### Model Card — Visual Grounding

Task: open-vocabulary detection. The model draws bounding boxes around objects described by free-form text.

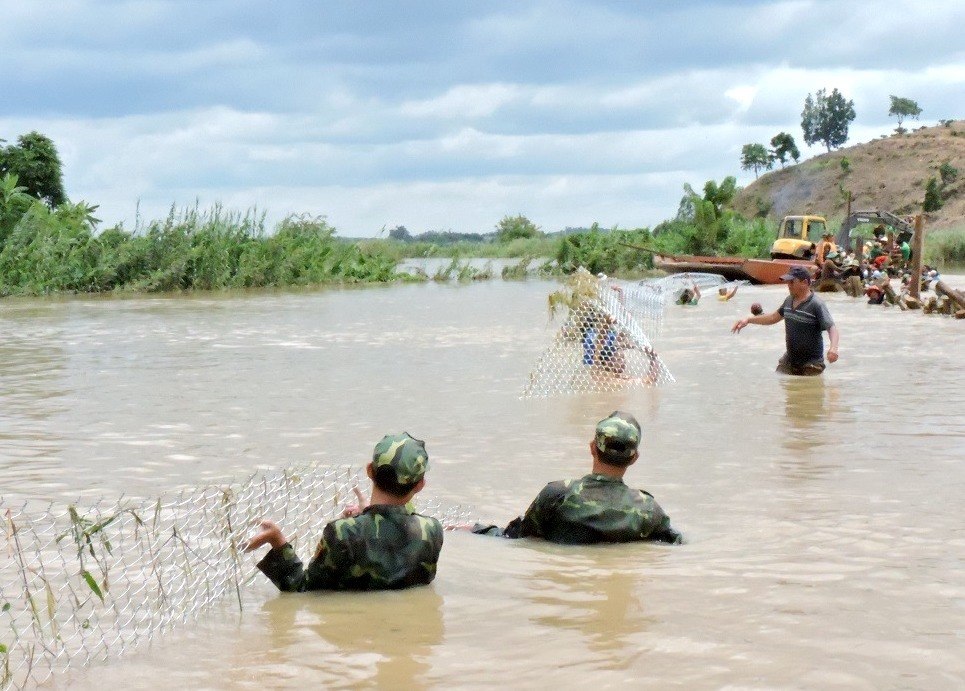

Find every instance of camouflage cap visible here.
[372,432,429,485]
[594,411,641,461]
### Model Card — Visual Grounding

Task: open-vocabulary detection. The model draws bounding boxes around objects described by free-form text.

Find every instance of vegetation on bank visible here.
[0,193,398,296]
[2,122,964,298]
[923,225,965,266]
[3,176,961,298]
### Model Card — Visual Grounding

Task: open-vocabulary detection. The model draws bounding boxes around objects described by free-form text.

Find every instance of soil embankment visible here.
[733,121,965,229]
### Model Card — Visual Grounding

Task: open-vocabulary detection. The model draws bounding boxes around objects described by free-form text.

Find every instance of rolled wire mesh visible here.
[639,273,743,303]
[0,465,471,689]
[622,274,746,339]
[523,279,674,398]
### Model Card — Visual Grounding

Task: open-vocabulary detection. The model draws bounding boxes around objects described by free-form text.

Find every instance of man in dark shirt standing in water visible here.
[731,265,840,375]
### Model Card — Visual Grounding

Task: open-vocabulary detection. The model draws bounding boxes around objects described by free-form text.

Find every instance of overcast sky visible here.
[2,1,962,236]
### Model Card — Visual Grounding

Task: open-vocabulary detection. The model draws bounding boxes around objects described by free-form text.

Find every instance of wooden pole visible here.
[936,280,965,311]
[909,214,925,300]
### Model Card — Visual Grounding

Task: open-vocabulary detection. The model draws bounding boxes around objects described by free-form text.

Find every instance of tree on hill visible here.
[888,95,922,134]
[740,143,771,179]
[769,132,800,168]
[0,131,67,206]
[801,88,856,152]
[495,214,542,242]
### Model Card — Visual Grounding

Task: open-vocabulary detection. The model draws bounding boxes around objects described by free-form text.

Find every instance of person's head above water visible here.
[370,432,429,497]
[780,266,812,297]
[780,266,812,283]
[592,411,641,468]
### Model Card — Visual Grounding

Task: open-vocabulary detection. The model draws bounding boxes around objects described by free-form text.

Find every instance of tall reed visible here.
[0,202,399,296]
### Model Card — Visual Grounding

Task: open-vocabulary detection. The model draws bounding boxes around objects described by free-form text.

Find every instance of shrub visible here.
[923,178,943,212]
[939,161,958,185]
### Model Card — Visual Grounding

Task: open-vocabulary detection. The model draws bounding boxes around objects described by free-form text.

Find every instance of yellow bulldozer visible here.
[769,215,830,260]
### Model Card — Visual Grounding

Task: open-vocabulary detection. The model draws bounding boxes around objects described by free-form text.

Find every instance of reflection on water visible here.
[527,548,656,658]
[778,376,845,479]
[3,277,965,688]
[259,589,444,688]
[0,319,68,486]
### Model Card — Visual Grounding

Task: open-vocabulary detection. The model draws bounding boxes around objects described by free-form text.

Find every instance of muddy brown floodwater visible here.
[1,276,963,689]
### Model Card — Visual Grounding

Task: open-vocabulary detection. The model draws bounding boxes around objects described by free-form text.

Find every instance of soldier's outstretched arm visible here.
[250,523,340,592]
[245,520,286,551]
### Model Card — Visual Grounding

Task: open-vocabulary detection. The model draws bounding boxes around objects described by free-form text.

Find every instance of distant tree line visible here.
[388,226,491,244]
[387,214,545,244]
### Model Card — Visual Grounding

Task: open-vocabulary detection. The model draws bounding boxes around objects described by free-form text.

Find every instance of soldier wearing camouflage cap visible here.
[472,411,681,544]
[247,432,443,591]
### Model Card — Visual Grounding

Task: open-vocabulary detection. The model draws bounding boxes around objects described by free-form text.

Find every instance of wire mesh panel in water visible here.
[639,273,745,305]
[523,279,674,398]
[0,465,471,689]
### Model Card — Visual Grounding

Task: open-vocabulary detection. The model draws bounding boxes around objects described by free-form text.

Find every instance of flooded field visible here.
[1,276,963,688]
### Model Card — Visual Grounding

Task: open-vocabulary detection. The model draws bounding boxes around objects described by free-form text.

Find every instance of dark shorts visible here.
[776,353,826,376]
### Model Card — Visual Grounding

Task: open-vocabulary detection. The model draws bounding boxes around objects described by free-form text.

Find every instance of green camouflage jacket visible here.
[257,505,443,591]
[474,473,681,545]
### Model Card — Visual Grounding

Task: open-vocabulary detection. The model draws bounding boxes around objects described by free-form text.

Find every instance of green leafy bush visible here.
[923,177,943,212]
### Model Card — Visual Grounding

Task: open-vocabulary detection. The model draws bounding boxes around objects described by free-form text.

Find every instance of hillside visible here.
[733,120,965,230]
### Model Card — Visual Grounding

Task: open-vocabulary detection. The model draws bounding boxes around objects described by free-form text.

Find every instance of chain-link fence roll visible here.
[1,464,472,689]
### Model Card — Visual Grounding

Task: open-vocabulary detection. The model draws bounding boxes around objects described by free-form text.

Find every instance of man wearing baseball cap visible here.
[732,264,840,375]
[246,432,443,591]
[472,411,682,544]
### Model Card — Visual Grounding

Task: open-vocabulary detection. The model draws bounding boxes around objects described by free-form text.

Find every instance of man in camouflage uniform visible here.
[473,411,681,544]
[246,432,443,591]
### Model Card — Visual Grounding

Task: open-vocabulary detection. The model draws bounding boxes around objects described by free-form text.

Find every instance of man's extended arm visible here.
[470,484,558,539]
[732,310,782,333]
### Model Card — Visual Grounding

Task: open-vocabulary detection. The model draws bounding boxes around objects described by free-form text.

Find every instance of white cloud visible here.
[399,84,522,119]
[725,86,758,113]
[2,1,963,237]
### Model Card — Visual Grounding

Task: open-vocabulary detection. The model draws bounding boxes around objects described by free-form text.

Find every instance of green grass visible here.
[923,225,965,267]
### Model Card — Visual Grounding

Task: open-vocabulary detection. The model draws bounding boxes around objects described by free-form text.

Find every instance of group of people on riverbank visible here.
[864,263,944,305]
[812,224,919,285]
